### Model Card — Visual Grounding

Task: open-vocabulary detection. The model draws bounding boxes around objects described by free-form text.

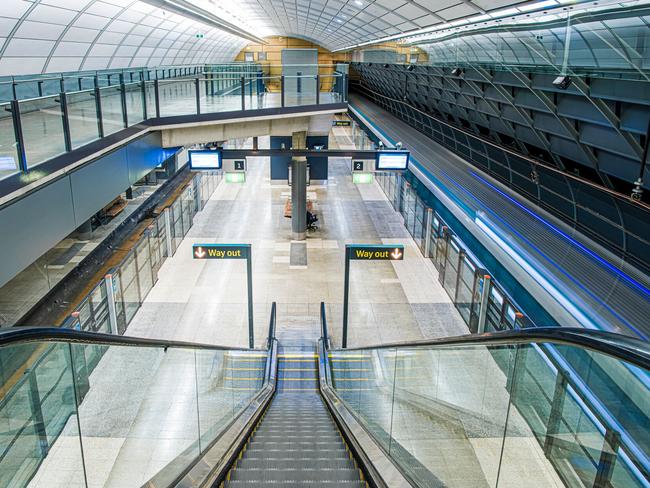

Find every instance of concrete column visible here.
[291,157,308,240]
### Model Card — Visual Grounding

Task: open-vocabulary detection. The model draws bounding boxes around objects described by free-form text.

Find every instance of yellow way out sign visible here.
[347,245,404,261]
[192,244,249,259]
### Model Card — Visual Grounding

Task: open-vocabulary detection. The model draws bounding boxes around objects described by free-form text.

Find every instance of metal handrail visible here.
[332,326,650,370]
[320,301,330,349]
[0,327,267,351]
[267,301,277,348]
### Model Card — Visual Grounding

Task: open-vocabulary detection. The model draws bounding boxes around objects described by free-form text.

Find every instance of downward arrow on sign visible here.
[195,247,206,259]
[391,248,402,260]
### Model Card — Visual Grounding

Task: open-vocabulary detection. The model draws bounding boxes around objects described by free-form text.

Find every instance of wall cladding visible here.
[0,132,167,288]
[351,62,650,273]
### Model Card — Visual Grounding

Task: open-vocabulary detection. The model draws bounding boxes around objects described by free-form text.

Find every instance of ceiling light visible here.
[354,0,363,5]
[518,0,558,12]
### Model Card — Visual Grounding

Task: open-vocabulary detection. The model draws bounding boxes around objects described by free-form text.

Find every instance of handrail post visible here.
[267,302,276,348]
[544,369,569,456]
[594,428,621,488]
[195,76,200,115]
[315,74,320,105]
[94,77,104,138]
[476,274,491,334]
[241,76,245,111]
[10,100,28,171]
[141,79,147,120]
[26,369,49,457]
[154,79,161,118]
[59,91,72,152]
[320,301,329,349]
[119,73,128,128]
[281,75,285,107]
[104,274,119,335]
[423,207,433,257]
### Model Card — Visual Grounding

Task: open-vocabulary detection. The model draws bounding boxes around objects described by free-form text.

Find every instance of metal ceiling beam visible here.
[141,0,266,44]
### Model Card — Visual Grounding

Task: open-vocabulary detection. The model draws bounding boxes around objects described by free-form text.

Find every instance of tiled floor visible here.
[27,128,558,487]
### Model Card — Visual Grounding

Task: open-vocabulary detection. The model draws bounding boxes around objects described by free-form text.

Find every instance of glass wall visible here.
[375,170,531,333]
[0,337,267,488]
[328,339,650,487]
[1,64,346,183]
[63,171,223,335]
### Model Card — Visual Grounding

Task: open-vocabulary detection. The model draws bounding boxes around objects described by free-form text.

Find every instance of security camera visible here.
[553,75,572,90]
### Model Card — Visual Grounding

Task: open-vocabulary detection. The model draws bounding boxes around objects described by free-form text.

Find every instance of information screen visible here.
[376,151,409,170]
[189,150,222,170]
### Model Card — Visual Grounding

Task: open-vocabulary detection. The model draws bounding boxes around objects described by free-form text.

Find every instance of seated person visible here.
[307,210,319,229]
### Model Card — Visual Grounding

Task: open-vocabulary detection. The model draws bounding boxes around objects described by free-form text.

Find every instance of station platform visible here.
[348,94,650,339]
[21,123,568,488]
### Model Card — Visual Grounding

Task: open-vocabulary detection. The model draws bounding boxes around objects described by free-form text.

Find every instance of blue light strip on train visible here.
[474,213,595,328]
[471,171,650,298]
[439,166,647,339]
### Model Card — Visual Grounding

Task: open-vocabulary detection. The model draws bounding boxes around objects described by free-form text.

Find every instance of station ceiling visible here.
[1,0,532,75]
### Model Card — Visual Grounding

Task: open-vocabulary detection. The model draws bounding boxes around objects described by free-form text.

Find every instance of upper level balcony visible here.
[0,63,348,199]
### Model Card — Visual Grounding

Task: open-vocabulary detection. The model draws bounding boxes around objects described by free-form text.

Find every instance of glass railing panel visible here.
[329,349,396,451]
[66,90,100,149]
[99,85,125,136]
[0,102,20,180]
[195,348,234,449]
[118,251,140,325]
[135,238,153,299]
[19,96,66,167]
[159,79,197,117]
[285,75,318,107]
[228,350,268,413]
[69,342,200,487]
[0,342,84,488]
[391,344,515,487]
[124,82,144,125]
[144,81,157,119]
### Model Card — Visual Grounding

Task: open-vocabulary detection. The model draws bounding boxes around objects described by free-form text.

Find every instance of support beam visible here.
[291,157,308,240]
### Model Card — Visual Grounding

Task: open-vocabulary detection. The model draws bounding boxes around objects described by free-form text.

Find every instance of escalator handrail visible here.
[334,326,650,370]
[0,326,267,351]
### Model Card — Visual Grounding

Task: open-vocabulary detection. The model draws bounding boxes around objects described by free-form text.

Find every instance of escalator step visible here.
[229,468,362,482]
[249,441,346,449]
[225,481,367,488]
[236,458,356,470]
[242,448,350,460]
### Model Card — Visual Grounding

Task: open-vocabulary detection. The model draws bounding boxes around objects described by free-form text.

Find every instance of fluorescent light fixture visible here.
[489,7,520,18]
[518,0,558,11]
[474,212,595,329]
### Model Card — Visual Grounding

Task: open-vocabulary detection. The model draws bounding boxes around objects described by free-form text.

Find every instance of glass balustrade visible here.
[0,334,268,488]
[0,64,347,183]
[327,336,650,487]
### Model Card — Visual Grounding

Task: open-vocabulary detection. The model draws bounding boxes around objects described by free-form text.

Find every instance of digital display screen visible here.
[189,150,222,170]
[376,151,409,170]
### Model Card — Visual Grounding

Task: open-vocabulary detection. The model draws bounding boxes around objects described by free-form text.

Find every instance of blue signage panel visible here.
[189,150,222,170]
[375,151,409,171]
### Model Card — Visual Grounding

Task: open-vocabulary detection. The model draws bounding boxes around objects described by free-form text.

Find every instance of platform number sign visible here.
[353,161,363,171]
[234,160,245,171]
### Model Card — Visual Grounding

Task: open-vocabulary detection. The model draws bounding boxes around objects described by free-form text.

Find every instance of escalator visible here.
[1,303,649,488]
[223,346,367,487]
